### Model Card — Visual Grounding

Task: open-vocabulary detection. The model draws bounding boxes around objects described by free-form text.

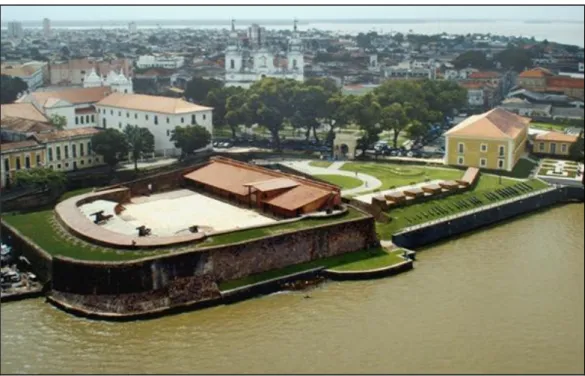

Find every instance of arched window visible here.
[293,59,297,69]
[259,56,267,68]
[230,59,235,69]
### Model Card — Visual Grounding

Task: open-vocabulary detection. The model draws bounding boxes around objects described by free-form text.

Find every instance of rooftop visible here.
[32,127,102,142]
[535,131,580,143]
[23,86,113,107]
[0,140,43,153]
[96,92,213,114]
[519,67,555,78]
[445,108,530,140]
[0,103,49,123]
[0,116,55,134]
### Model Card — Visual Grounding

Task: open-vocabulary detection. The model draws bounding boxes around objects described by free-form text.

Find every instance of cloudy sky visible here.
[1,5,584,22]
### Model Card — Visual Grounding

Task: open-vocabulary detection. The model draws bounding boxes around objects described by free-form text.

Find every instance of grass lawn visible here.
[198,208,366,248]
[537,168,578,178]
[218,247,405,290]
[375,177,550,240]
[2,188,367,261]
[313,174,363,190]
[498,158,539,179]
[530,123,568,132]
[340,162,462,196]
[309,160,333,168]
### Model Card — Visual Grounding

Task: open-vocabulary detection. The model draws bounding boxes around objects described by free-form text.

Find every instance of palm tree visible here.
[124,125,155,172]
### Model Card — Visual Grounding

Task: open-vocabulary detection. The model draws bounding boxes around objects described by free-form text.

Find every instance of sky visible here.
[1,5,584,22]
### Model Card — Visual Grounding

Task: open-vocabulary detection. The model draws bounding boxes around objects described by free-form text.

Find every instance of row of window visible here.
[458,143,506,157]
[3,154,41,171]
[99,109,207,123]
[47,142,92,162]
[75,114,96,125]
[457,156,506,169]
[538,142,568,153]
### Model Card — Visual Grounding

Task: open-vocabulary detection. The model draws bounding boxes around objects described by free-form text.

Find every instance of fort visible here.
[1,156,382,318]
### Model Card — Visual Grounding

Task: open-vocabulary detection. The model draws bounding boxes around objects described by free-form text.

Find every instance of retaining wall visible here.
[392,186,584,249]
[49,212,378,316]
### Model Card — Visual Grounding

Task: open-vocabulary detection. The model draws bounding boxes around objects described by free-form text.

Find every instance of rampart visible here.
[392,185,584,249]
[48,213,378,317]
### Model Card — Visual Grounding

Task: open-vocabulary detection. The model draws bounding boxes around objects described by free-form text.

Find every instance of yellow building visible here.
[444,108,530,172]
[534,131,579,157]
[1,140,46,188]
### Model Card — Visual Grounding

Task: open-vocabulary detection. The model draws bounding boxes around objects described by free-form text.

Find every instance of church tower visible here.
[225,19,243,73]
[287,19,304,81]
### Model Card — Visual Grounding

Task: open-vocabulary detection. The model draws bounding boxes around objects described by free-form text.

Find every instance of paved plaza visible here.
[78,189,276,236]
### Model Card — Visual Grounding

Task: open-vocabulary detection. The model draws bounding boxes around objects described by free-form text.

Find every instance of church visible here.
[82,68,133,94]
[224,20,304,88]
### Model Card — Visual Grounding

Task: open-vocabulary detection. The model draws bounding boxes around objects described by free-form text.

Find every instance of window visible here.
[87,142,92,155]
[36,154,41,166]
[230,59,235,69]
[181,117,184,123]
[154,116,158,125]
[498,159,505,169]
[80,160,84,166]
[16,157,21,170]
[65,163,69,168]
[166,117,170,124]
[57,164,61,169]
[80,143,84,156]
[458,143,464,154]
[561,144,568,153]
[480,144,488,152]
[4,159,9,172]
[498,145,505,157]
[119,111,122,116]
[203,114,206,120]
[293,59,297,69]
[72,144,77,158]
[49,148,54,161]
[91,115,95,123]
[127,112,130,118]
[102,119,107,128]
[86,115,89,123]
[480,158,487,167]
[191,114,196,124]
[145,115,149,121]
[80,116,84,124]
[64,145,69,159]
[457,156,464,165]
[135,113,138,119]
[25,156,30,168]
[56,146,61,160]
[119,122,122,129]
[167,130,170,136]
[110,110,113,115]
[75,117,79,125]
[539,142,545,152]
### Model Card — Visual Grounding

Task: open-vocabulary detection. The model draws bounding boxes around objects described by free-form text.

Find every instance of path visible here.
[281,160,382,195]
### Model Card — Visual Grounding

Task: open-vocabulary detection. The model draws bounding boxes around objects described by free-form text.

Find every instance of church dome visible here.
[83,68,102,87]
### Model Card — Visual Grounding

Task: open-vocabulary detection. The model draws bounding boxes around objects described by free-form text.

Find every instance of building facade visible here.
[533,131,579,157]
[95,93,213,156]
[1,62,46,91]
[136,55,185,70]
[6,21,23,39]
[43,18,51,38]
[444,108,530,172]
[0,140,46,188]
[225,20,304,89]
[49,58,133,86]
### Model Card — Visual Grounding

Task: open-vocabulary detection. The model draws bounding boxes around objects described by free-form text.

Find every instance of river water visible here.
[1,204,583,374]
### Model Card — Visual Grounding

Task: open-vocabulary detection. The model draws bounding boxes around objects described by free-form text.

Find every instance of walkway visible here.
[280,160,382,195]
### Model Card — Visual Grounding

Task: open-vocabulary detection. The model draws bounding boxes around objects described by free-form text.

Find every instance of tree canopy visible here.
[50,114,67,130]
[1,74,28,104]
[170,125,212,158]
[124,125,155,172]
[91,128,129,170]
[185,77,223,104]
[14,167,66,195]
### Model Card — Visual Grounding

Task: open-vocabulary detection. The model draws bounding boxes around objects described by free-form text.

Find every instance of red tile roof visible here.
[468,71,501,79]
[0,140,42,153]
[519,67,554,78]
[546,77,584,89]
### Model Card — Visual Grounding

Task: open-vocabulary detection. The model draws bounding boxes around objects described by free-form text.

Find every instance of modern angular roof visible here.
[96,92,213,114]
[444,108,531,140]
[0,103,49,123]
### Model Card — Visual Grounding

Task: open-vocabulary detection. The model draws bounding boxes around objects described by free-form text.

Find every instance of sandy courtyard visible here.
[79,189,276,236]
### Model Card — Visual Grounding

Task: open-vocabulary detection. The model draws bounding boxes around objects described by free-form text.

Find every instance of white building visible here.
[368,54,378,72]
[136,55,185,69]
[128,22,137,34]
[83,68,133,94]
[248,24,266,48]
[95,93,213,156]
[6,21,23,39]
[43,18,51,38]
[225,20,304,89]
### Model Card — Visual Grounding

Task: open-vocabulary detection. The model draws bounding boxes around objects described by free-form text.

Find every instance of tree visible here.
[124,125,154,172]
[170,125,211,158]
[60,45,70,58]
[185,77,223,104]
[349,93,381,156]
[1,74,28,104]
[291,84,329,142]
[205,86,245,138]
[15,167,66,196]
[380,103,408,148]
[452,50,492,70]
[495,47,533,72]
[50,114,67,130]
[91,128,129,171]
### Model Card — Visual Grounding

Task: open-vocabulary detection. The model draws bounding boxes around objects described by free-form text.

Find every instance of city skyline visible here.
[1,5,584,22]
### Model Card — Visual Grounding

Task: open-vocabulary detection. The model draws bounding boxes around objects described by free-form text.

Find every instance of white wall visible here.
[44,106,76,128]
[95,106,213,156]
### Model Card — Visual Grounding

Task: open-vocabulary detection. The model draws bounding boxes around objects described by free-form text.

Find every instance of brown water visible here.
[1,204,583,374]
